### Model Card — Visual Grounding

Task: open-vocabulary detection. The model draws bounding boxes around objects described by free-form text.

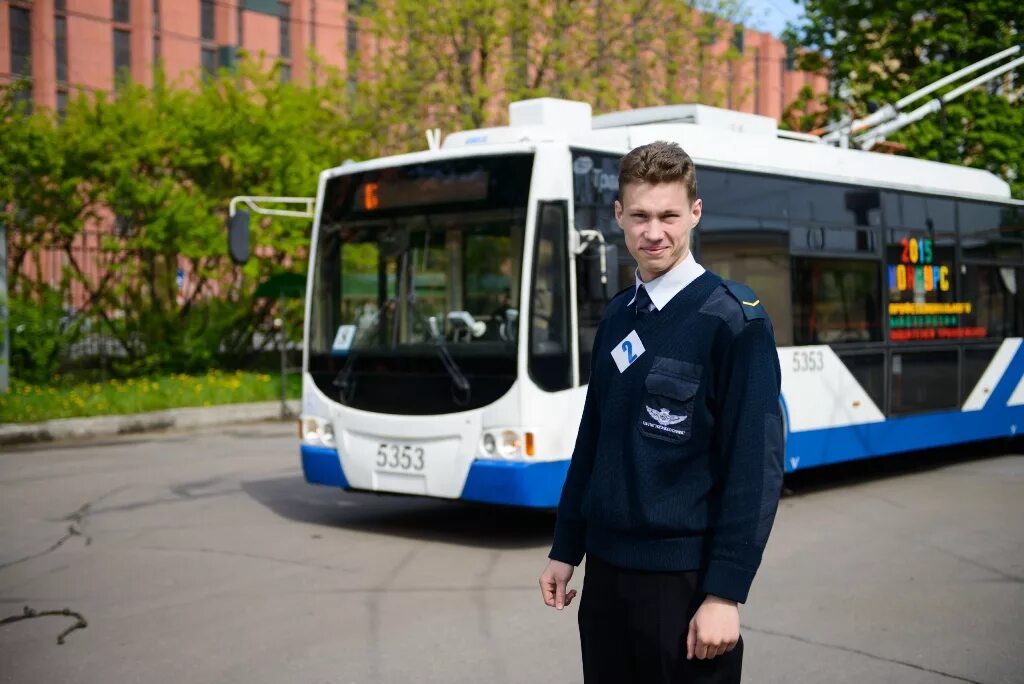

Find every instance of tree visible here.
[0,57,365,377]
[352,0,749,155]
[784,0,1024,198]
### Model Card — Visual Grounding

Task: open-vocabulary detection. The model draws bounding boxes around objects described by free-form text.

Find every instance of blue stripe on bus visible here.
[301,444,350,488]
[461,459,571,508]
[786,404,1024,471]
[785,344,1024,471]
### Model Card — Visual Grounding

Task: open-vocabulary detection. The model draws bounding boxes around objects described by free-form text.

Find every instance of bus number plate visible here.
[376,443,425,472]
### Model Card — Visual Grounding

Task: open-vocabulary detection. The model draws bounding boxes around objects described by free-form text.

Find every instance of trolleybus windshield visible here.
[307,154,533,415]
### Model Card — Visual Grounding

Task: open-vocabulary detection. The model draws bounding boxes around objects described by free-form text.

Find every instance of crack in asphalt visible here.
[921,544,1023,584]
[0,526,85,572]
[744,624,986,684]
[0,605,88,645]
[0,487,127,572]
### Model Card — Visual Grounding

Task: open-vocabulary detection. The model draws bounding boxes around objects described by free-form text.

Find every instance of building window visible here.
[201,0,216,41]
[114,28,132,82]
[55,15,68,83]
[201,47,218,77]
[113,0,131,24]
[57,90,69,118]
[10,5,32,78]
[346,17,358,90]
[279,2,291,59]
[56,0,67,10]
[152,0,161,64]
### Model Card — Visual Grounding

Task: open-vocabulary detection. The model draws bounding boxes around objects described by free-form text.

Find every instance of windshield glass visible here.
[308,154,533,414]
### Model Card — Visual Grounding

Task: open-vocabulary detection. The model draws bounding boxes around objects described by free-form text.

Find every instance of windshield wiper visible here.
[428,315,472,406]
[332,296,395,404]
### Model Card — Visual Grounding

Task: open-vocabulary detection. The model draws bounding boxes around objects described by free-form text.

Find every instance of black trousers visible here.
[578,555,743,683]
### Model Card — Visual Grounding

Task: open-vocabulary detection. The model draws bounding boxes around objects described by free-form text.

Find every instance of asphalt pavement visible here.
[0,423,1021,683]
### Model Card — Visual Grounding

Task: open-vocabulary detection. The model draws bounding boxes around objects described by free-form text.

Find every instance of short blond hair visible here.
[619,141,697,204]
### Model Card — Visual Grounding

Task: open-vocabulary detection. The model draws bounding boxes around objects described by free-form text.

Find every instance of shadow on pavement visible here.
[241,475,556,550]
[783,436,1022,497]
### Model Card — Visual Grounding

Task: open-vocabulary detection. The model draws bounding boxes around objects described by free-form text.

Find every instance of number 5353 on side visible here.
[376,443,425,471]
[791,350,825,372]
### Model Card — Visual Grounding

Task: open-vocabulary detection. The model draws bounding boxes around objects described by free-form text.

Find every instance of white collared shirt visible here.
[627,252,706,311]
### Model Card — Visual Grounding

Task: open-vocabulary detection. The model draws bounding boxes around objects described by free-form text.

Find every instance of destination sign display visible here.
[354,170,489,211]
[887,234,983,340]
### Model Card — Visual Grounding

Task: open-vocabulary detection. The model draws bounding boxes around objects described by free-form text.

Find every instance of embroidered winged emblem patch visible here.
[646,406,687,427]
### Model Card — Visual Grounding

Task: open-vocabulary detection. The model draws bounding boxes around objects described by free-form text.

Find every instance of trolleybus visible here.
[253,97,1023,507]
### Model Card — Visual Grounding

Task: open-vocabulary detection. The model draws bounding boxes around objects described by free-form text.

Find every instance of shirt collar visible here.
[628,252,706,311]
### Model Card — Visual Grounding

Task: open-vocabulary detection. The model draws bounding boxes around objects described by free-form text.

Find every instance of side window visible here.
[891,350,959,415]
[959,201,1024,261]
[529,201,571,392]
[885,231,959,342]
[572,149,628,383]
[792,257,882,344]
[698,226,793,346]
[961,265,1022,339]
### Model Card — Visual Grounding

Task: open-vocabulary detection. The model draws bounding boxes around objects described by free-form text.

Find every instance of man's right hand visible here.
[539,559,577,610]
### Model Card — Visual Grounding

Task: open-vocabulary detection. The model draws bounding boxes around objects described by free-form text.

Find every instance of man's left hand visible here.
[686,594,739,660]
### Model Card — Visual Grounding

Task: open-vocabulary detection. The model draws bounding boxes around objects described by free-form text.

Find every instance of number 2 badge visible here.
[611,330,646,372]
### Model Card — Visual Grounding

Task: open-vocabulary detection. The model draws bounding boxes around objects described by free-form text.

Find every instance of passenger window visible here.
[699,231,793,346]
[891,350,959,414]
[530,201,571,391]
[961,265,1023,338]
[792,257,882,344]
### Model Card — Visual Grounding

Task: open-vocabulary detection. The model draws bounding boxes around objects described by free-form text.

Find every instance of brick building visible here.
[1,0,348,113]
[2,0,825,121]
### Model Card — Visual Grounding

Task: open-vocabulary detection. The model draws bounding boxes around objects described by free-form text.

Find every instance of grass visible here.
[0,370,302,424]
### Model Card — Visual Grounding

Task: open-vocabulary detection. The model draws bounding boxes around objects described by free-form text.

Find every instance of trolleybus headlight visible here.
[498,430,522,458]
[303,418,321,445]
[321,422,336,448]
[481,432,498,457]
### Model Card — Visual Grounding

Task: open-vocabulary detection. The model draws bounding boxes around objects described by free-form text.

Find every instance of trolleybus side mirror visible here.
[228,210,250,265]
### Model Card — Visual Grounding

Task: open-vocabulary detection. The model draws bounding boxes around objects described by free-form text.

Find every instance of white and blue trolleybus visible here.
[262,97,1024,507]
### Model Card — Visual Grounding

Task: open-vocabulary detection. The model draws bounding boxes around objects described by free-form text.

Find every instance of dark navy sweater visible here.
[549,270,783,604]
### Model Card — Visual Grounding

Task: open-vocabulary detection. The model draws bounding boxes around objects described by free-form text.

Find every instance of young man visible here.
[538,141,784,683]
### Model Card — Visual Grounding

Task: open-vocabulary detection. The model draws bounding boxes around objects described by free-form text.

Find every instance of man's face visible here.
[615,181,702,282]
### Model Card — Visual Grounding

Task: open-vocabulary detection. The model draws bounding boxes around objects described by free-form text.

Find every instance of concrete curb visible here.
[0,400,301,448]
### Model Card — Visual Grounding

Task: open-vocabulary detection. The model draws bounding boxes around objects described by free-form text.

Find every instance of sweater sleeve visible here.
[548,325,605,566]
[702,318,784,603]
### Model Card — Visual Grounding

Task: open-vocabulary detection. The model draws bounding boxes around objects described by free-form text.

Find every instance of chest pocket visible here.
[638,359,701,445]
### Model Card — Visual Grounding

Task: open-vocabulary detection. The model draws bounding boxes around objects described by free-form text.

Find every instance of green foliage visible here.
[1,58,363,379]
[7,288,84,385]
[785,0,1024,197]
[353,0,750,153]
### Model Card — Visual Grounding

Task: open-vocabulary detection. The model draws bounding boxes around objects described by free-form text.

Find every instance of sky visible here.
[744,0,806,37]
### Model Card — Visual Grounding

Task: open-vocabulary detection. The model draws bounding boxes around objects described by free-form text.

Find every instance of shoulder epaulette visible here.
[722,280,767,321]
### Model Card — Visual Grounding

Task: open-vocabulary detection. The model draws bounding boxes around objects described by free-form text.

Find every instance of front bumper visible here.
[300,444,569,509]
